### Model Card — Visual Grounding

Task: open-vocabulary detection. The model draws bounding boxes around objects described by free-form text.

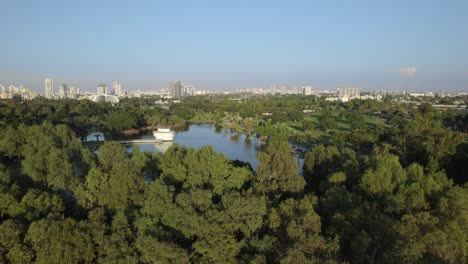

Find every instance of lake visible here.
[88,124,304,171]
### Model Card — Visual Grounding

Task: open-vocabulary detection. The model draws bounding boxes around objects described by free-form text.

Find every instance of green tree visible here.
[18,122,93,190]
[242,118,256,135]
[76,142,147,210]
[256,138,305,200]
[275,195,340,263]
[138,144,268,263]
[389,108,464,171]
[345,109,365,130]
[302,145,357,193]
[0,220,33,263]
[105,111,141,131]
[26,218,95,264]
[318,108,337,132]
[287,109,304,122]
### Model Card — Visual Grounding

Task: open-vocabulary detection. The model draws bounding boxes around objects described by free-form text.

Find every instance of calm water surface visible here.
[132,124,264,169]
[89,124,304,171]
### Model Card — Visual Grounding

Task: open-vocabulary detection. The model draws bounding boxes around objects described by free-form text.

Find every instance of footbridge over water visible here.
[116,139,164,144]
[82,138,165,148]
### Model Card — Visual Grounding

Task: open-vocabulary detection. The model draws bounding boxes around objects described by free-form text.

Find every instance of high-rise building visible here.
[177,81,184,97]
[97,82,107,95]
[301,86,313,95]
[184,85,196,96]
[170,81,184,97]
[44,78,55,98]
[370,90,406,97]
[169,81,175,97]
[9,85,15,94]
[0,85,5,99]
[67,86,80,98]
[113,81,122,96]
[58,83,68,99]
[439,90,445,98]
[337,87,360,98]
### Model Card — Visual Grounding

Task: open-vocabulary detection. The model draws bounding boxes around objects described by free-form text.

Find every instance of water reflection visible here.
[174,124,263,169]
[230,134,240,143]
[244,137,252,152]
[85,132,105,142]
[87,124,304,172]
[153,141,173,153]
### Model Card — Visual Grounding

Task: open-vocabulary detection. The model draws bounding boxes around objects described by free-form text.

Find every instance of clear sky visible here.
[1,0,467,92]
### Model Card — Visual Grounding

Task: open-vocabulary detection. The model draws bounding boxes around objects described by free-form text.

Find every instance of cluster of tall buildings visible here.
[96,81,123,96]
[0,84,38,100]
[44,78,81,99]
[239,85,317,95]
[369,90,406,96]
[337,87,361,98]
[169,81,196,97]
[324,88,362,102]
[44,79,123,99]
[238,86,362,98]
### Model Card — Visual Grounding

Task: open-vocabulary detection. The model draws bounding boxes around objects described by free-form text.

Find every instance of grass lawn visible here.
[283,112,388,146]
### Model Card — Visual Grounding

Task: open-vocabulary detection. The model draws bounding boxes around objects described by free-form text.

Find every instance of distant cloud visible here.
[398,67,417,76]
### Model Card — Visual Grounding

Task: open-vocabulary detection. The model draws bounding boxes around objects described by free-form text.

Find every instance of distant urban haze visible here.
[1,0,467,92]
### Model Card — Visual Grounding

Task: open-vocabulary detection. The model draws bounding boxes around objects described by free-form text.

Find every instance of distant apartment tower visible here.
[97,82,107,95]
[337,87,360,98]
[58,83,68,99]
[0,85,5,99]
[370,90,406,96]
[170,81,184,97]
[184,85,196,96]
[69,86,76,95]
[301,86,313,95]
[113,81,122,96]
[176,81,184,97]
[169,81,174,97]
[67,86,80,98]
[439,90,445,98]
[44,78,55,98]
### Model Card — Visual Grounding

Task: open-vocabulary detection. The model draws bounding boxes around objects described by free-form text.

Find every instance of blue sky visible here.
[1,0,467,92]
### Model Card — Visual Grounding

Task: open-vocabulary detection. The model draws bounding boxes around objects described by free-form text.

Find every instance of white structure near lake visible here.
[153,128,175,141]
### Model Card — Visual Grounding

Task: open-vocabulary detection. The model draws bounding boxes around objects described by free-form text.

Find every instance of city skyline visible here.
[36,78,465,99]
[2,76,467,94]
[1,1,467,92]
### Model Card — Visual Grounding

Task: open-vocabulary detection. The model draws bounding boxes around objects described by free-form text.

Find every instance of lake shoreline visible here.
[84,124,304,172]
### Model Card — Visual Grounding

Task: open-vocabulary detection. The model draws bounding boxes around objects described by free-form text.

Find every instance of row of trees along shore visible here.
[0,95,467,263]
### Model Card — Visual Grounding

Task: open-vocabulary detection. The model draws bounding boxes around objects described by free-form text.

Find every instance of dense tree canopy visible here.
[0,95,467,263]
